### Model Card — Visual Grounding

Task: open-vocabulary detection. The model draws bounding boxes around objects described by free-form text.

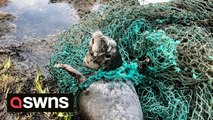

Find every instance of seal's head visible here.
[83,31,123,71]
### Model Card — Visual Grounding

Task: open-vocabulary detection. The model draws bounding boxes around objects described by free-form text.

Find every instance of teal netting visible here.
[48,0,213,119]
[79,62,143,91]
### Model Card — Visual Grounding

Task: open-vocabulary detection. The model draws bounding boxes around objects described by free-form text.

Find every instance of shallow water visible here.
[0,0,79,40]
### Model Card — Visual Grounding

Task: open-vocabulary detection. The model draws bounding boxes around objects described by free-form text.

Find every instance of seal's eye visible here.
[105,54,111,59]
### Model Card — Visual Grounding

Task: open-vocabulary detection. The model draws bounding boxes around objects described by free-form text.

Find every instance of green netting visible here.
[79,62,143,90]
[48,0,213,119]
[139,78,190,120]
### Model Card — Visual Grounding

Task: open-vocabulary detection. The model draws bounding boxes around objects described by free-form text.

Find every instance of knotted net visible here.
[48,0,213,119]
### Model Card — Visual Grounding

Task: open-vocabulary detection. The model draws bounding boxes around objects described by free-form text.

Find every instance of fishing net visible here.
[48,0,213,119]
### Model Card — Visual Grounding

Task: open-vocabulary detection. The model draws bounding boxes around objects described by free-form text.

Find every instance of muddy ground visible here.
[0,12,76,120]
[0,33,62,119]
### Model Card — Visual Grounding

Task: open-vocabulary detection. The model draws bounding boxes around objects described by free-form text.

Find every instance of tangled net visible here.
[48,0,213,119]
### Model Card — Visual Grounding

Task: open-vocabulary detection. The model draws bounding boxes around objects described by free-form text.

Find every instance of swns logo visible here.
[7,94,74,112]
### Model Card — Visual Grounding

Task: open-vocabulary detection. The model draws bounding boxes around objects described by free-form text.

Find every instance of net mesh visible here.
[48,0,213,119]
